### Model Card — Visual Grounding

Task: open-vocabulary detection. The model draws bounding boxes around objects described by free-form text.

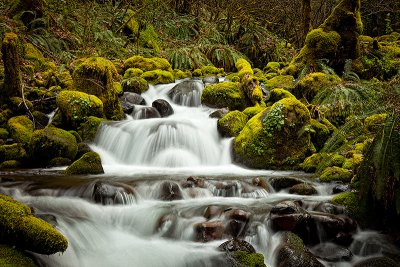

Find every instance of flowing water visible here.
[0,80,397,267]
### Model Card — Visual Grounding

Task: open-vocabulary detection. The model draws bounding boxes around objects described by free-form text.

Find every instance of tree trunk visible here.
[302,0,311,41]
[1,32,22,101]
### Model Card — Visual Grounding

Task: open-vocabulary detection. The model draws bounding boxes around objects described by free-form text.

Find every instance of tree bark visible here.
[1,32,22,101]
[302,0,312,41]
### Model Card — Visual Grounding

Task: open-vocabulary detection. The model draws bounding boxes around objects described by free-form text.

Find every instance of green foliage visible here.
[202,44,245,72]
[166,46,211,70]
[262,103,285,137]
[233,251,266,267]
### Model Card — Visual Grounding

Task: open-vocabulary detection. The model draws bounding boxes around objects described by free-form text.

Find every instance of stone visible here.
[152,99,174,117]
[158,181,183,201]
[194,220,225,242]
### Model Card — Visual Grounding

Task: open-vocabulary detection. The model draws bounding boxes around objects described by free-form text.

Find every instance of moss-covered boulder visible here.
[0,244,37,267]
[217,111,248,137]
[300,153,324,173]
[0,194,68,255]
[7,116,34,145]
[201,82,249,111]
[243,104,267,119]
[309,118,331,151]
[332,191,365,221]
[320,166,352,183]
[0,109,13,127]
[123,68,143,78]
[140,70,174,85]
[236,58,254,79]
[264,75,295,92]
[72,57,123,120]
[342,154,363,172]
[199,65,225,77]
[56,90,104,128]
[0,128,9,140]
[173,69,192,80]
[65,152,104,175]
[292,72,341,102]
[0,160,22,170]
[77,116,106,142]
[121,77,149,94]
[0,144,27,163]
[29,126,78,165]
[233,97,312,169]
[124,56,172,72]
[364,113,388,133]
[266,88,296,104]
[264,61,281,74]
[232,251,266,267]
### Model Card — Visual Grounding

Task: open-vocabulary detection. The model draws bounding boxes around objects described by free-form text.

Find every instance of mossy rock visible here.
[241,75,263,105]
[9,97,34,115]
[7,116,34,145]
[123,68,143,78]
[293,72,341,102]
[173,69,192,80]
[77,116,106,142]
[309,119,331,151]
[65,152,104,175]
[124,56,172,72]
[320,166,352,183]
[264,75,295,92]
[68,130,82,143]
[0,194,68,255]
[342,154,363,172]
[47,157,72,167]
[264,61,281,74]
[304,29,341,59]
[0,110,13,127]
[201,82,249,111]
[29,126,78,165]
[236,58,254,79]
[140,70,174,85]
[289,183,318,195]
[0,160,22,170]
[217,111,248,137]
[233,251,266,267]
[300,153,324,173]
[332,191,364,221]
[364,113,388,132]
[121,77,149,94]
[192,68,202,77]
[0,144,27,163]
[243,104,267,119]
[266,88,296,104]
[24,43,46,71]
[76,143,92,159]
[0,128,9,140]
[56,90,104,128]
[233,97,312,169]
[0,244,37,267]
[200,65,225,77]
[225,73,240,82]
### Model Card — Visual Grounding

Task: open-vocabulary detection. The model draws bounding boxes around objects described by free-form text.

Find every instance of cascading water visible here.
[0,79,397,267]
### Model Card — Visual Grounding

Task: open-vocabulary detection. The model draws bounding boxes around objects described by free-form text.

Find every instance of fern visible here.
[343,59,360,82]
[166,46,211,70]
[201,44,245,72]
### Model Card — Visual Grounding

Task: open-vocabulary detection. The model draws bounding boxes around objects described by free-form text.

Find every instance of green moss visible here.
[332,191,364,220]
[47,157,71,167]
[123,9,139,36]
[123,68,143,78]
[65,152,104,175]
[217,111,248,137]
[121,77,149,93]
[0,160,22,170]
[0,194,68,255]
[56,90,104,128]
[293,72,341,102]
[241,75,263,105]
[7,116,34,145]
[192,68,202,77]
[0,244,37,267]
[226,73,240,82]
[29,126,78,165]
[140,70,174,85]
[305,29,341,59]
[0,128,8,139]
[243,104,267,119]
[266,88,296,104]
[233,251,266,267]
[124,56,172,72]
[0,144,27,163]
[342,154,363,172]
[264,62,281,74]
[24,43,46,70]
[139,24,162,53]
[68,130,82,143]
[77,116,106,142]
[320,166,352,183]
[300,153,324,173]
[200,65,225,77]
[364,113,388,132]
[201,82,249,111]
[0,110,12,127]
[233,97,312,169]
[264,75,295,92]
[236,58,254,79]
[309,119,331,151]
[173,69,192,80]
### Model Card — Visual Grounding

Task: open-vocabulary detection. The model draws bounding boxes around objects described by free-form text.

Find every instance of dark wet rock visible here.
[156,214,177,238]
[203,76,219,84]
[76,143,92,159]
[0,177,14,183]
[120,101,135,114]
[289,183,318,195]
[194,220,225,242]
[209,108,229,119]
[47,157,71,167]
[311,242,352,262]
[276,232,324,267]
[168,80,203,107]
[353,257,400,267]
[32,111,49,129]
[252,177,271,191]
[215,182,239,197]
[271,200,303,215]
[134,107,160,119]
[92,181,135,205]
[218,239,256,253]
[181,176,205,188]
[152,99,174,117]
[332,183,351,194]
[120,92,146,105]
[204,205,224,219]
[269,176,304,191]
[313,202,344,215]
[158,181,182,201]
[224,209,251,238]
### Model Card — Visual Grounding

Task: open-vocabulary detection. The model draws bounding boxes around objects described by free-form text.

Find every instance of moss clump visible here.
[233,251,266,267]
[200,65,225,77]
[266,88,296,104]
[264,62,281,74]
[7,116,34,145]
[236,58,254,79]
[201,82,249,111]
[320,166,352,183]
[293,72,341,102]
[309,119,331,151]
[241,75,263,105]
[300,153,324,173]
[77,116,106,142]
[47,157,71,167]
[264,75,295,92]
[121,77,149,94]
[56,90,104,128]
[0,110,13,127]
[65,152,104,175]
[0,128,9,139]
[0,194,68,255]
[332,191,364,220]
[29,126,78,165]
[364,113,388,132]
[217,111,248,137]
[123,9,139,36]
[123,68,143,78]
[0,244,37,267]
[233,97,312,169]
[140,70,174,85]
[124,56,172,72]
[342,154,363,172]
[305,29,342,59]
[226,73,240,82]
[192,68,202,77]
[24,43,46,70]
[173,69,192,80]
[0,160,22,170]
[243,104,267,119]
[0,144,27,163]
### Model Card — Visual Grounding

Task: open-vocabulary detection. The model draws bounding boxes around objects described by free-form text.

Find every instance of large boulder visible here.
[119,92,145,114]
[56,90,104,128]
[0,194,68,255]
[201,82,250,111]
[140,70,174,85]
[77,116,106,142]
[0,144,27,163]
[92,181,135,205]
[124,56,172,72]
[152,99,174,117]
[29,126,78,166]
[7,116,34,145]
[121,77,149,94]
[233,97,313,169]
[65,152,104,175]
[168,80,203,107]
[194,220,225,242]
[217,111,248,137]
[157,181,182,201]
